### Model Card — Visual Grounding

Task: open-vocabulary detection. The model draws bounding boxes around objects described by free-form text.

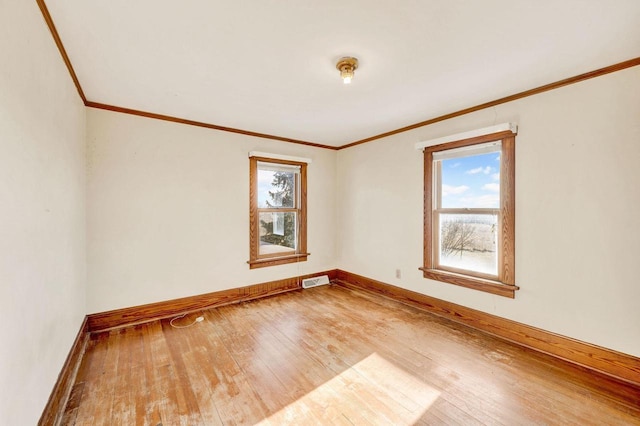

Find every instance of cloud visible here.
[482,183,500,192]
[442,184,469,196]
[449,162,461,168]
[495,154,501,161]
[460,194,500,208]
[491,173,500,181]
[466,166,492,175]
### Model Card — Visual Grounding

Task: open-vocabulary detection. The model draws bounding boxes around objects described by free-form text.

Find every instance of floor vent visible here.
[302,275,330,289]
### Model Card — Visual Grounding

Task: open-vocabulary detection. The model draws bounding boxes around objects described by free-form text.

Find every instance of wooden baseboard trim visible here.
[87,269,339,332]
[38,316,90,426]
[335,269,640,387]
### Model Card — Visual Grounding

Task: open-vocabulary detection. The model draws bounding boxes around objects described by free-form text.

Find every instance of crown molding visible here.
[85,102,338,150]
[339,57,640,150]
[36,0,86,103]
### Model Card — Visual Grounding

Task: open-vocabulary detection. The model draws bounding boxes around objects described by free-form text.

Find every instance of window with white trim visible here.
[419,126,518,298]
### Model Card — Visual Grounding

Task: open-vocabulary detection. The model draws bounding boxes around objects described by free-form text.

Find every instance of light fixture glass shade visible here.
[341,70,353,84]
[336,57,358,84]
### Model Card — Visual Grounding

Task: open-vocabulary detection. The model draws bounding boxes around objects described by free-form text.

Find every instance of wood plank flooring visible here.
[62,284,640,425]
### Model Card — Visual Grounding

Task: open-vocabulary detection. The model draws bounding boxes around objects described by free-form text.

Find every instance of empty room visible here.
[2,1,639,425]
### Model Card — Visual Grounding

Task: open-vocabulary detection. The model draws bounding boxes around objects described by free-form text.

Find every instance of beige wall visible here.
[82,65,640,358]
[337,66,640,357]
[86,109,337,313]
[0,2,87,424]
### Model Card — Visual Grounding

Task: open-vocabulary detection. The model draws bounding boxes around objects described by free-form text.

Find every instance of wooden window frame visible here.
[420,130,518,298]
[248,156,308,269]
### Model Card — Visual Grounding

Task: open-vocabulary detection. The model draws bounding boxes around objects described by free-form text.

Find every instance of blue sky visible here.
[440,152,501,208]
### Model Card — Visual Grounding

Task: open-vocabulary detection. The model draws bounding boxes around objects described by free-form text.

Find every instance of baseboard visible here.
[38,316,90,426]
[335,269,640,388]
[87,269,339,332]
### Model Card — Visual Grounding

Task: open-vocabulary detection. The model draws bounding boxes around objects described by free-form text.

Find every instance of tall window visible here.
[248,155,308,269]
[420,127,518,298]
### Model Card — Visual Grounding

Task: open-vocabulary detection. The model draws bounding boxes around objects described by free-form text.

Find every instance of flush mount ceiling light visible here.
[336,57,358,84]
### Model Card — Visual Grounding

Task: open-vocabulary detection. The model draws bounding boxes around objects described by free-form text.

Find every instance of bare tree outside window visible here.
[441,220,477,257]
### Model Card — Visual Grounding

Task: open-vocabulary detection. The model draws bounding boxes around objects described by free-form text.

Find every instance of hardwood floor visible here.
[62,284,640,425]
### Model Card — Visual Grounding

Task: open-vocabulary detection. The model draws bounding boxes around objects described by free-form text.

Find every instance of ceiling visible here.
[45,1,640,147]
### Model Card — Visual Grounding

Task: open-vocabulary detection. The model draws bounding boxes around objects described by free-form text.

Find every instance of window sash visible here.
[432,140,502,279]
[256,163,300,258]
[257,168,300,209]
[433,211,500,280]
[257,211,299,258]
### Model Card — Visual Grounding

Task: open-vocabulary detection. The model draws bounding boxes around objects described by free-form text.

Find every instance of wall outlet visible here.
[395,269,401,279]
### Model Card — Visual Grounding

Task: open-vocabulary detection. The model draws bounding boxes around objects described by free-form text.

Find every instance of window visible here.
[248,154,308,269]
[419,125,518,298]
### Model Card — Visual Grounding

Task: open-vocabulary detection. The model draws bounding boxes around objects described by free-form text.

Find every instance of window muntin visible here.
[249,157,308,268]
[421,130,517,298]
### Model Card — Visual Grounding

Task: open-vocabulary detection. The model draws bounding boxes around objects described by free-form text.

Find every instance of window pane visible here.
[257,169,295,208]
[438,213,497,276]
[259,212,297,255]
[440,151,500,209]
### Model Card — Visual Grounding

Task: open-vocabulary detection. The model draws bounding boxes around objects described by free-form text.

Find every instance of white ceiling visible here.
[46,0,640,147]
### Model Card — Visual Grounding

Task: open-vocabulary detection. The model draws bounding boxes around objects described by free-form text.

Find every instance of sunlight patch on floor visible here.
[258,352,441,425]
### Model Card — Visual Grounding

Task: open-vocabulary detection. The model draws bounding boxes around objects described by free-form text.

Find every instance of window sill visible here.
[248,253,310,269]
[419,267,518,298]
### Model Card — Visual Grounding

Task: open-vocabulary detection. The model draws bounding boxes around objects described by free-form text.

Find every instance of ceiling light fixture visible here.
[336,57,358,84]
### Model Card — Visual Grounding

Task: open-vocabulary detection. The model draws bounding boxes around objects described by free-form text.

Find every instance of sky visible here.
[440,151,501,208]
